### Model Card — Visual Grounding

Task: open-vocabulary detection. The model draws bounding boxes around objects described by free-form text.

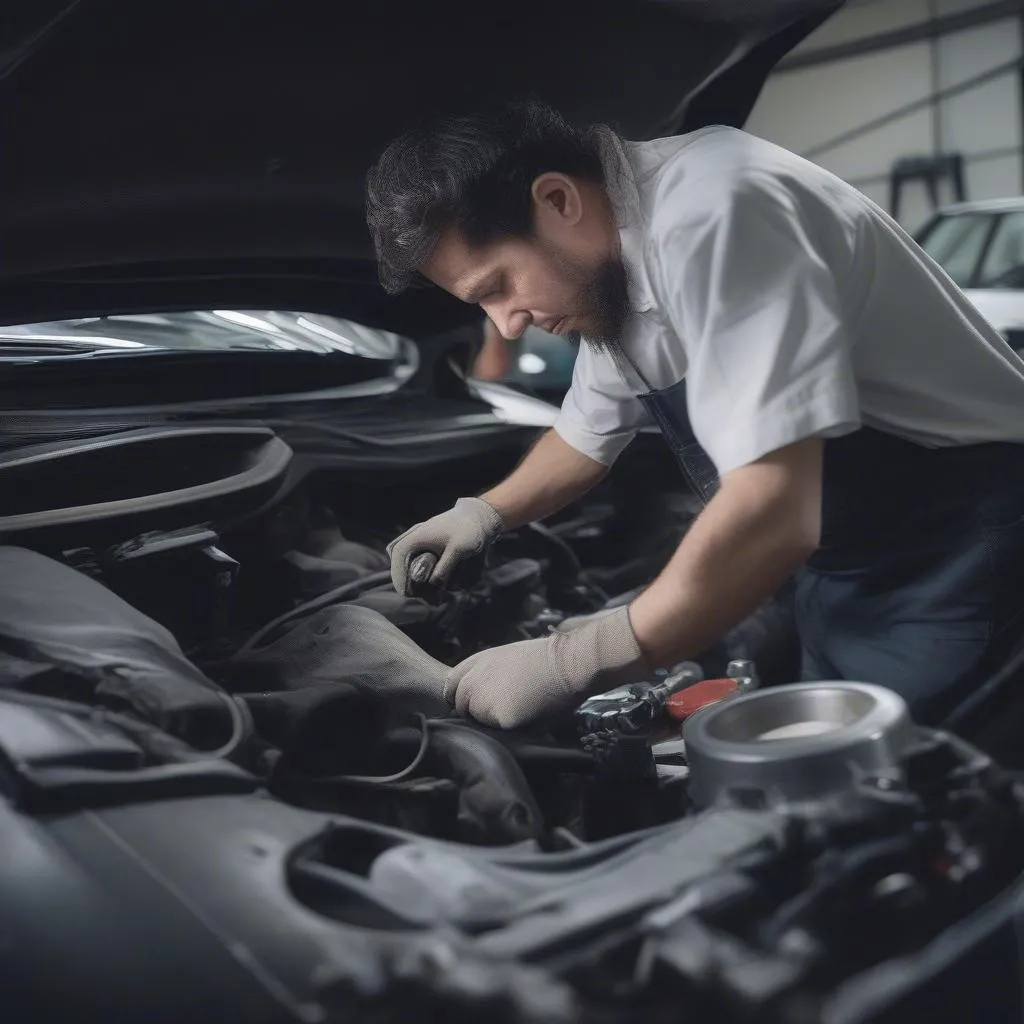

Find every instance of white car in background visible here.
[916,198,1024,352]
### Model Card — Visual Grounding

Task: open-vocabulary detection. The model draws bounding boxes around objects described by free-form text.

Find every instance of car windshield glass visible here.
[0,310,418,374]
[918,213,995,287]
[976,212,1024,289]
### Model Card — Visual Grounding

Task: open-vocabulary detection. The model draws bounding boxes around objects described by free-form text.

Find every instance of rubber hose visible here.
[426,720,545,845]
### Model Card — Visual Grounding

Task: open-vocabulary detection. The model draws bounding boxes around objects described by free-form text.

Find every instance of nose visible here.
[486,304,531,341]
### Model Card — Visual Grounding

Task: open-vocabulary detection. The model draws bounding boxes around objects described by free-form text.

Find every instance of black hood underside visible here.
[0,0,841,328]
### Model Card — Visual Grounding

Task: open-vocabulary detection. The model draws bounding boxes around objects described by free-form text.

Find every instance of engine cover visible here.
[0,684,1023,1024]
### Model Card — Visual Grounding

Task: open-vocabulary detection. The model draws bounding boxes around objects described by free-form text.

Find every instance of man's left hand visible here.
[445,605,648,729]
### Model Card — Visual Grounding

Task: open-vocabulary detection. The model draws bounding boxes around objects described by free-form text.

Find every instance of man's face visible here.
[422,174,631,350]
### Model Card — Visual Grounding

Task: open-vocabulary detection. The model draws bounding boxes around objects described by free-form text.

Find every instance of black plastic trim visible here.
[0,426,293,532]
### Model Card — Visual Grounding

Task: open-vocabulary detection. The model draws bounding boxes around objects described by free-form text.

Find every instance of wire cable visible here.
[237,570,393,653]
[311,714,430,786]
[201,692,253,762]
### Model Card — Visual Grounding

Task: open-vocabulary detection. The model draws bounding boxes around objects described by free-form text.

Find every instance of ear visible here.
[531,173,584,228]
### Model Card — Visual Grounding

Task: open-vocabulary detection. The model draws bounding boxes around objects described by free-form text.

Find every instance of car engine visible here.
[1,426,1023,1023]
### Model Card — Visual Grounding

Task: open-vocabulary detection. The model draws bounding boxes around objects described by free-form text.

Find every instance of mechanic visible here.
[365,100,1024,730]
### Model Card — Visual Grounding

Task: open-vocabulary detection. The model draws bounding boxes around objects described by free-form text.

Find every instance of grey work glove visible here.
[387,497,504,597]
[444,605,648,729]
[555,606,623,633]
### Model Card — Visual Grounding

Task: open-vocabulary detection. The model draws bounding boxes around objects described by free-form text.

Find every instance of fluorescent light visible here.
[295,315,357,353]
[212,309,281,333]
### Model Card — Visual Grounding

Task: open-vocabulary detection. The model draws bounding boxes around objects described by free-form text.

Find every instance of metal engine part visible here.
[684,681,915,809]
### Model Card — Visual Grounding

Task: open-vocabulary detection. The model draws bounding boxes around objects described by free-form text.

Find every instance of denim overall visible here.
[610,347,1024,726]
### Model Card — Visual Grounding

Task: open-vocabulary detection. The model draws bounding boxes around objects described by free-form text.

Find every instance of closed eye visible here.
[466,276,503,305]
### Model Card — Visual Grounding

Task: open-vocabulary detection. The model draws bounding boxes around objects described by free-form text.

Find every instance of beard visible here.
[562,254,631,354]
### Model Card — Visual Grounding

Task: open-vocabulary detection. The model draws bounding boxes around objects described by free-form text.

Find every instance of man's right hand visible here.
[387,496,504,596]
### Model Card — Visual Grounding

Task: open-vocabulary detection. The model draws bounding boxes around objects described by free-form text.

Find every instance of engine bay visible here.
[0,433,728,844]
[1,425,1024,1022]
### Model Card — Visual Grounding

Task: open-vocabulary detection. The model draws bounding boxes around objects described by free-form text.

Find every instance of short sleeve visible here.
[655,170,861,476]
[553,343,649,465]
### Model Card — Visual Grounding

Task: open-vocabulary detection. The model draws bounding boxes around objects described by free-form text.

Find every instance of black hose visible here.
[520,521,583,575]
[426,720,546,844]
[237,570,393,653]
[501,743,596,771]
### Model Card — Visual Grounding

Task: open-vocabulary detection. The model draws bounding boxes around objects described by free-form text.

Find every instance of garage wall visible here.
[744,0,1024,233]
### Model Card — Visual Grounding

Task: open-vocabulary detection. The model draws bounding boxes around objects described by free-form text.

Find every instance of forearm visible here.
[628,443,822,669]
[481,428,608,531]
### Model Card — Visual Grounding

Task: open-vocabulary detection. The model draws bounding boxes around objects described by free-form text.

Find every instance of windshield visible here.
[0,310,420,374]
[916,210,1024,290]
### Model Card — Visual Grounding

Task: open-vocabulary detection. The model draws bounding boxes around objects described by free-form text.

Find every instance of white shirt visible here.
[553,126,1024,476]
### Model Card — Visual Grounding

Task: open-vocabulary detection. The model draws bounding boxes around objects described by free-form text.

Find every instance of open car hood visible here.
[0,0,841,329]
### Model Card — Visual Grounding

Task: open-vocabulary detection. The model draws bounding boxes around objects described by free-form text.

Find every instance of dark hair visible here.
[365,99,608,294]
